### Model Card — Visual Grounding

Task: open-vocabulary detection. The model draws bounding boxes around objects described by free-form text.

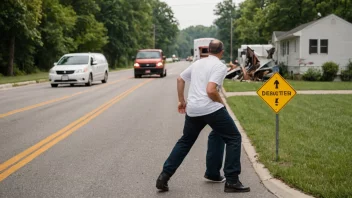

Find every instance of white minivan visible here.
[49,53,109,87]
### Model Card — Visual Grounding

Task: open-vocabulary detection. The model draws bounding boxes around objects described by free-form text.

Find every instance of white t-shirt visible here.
[180,55,228,117]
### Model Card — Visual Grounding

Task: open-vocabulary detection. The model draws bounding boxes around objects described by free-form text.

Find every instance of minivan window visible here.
[57,56,89,65]
[136,51,161,59]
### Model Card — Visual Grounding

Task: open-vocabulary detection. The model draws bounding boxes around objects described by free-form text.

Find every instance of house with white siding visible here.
[271,14,352,75]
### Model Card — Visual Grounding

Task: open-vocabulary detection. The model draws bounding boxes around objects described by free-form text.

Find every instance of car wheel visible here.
[164,69,167,77]
[102,71,108,83]
[134,74,141,78]
[86,74,93,86]
[51,84,58,88]
[70,84,74,87]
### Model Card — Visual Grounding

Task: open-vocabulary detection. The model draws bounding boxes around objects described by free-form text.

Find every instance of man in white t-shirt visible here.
[156,40,250,193]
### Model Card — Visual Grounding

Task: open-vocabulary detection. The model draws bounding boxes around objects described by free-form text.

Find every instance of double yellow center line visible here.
[0,78,129,118]
[0,79,153,182]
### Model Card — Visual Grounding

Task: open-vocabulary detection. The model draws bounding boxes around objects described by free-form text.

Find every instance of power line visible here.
[169,2,219,7]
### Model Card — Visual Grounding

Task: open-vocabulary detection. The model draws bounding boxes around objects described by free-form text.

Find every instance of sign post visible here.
[257,73,296,161]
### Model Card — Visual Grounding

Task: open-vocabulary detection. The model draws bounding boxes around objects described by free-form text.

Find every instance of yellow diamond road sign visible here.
[257,73,297,114]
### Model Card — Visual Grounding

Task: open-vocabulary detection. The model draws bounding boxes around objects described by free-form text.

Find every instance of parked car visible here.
[133,49,167,78]
[49,53,109,87]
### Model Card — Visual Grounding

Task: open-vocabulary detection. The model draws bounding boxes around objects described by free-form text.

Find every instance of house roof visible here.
[277,20,316,40]
[273,31,286,38]
[276,14,352,41]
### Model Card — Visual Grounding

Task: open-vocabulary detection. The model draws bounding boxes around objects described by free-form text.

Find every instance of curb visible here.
[221,87,314,198]
[0,69,132,90]
[0,79,48,90]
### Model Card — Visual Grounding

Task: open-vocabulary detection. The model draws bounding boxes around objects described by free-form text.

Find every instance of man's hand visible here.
[177,76,187,114]
[178,101,187,114]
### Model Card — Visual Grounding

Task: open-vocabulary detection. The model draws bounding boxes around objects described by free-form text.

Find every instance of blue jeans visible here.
[205,131,225,178]
[162,107,242,182]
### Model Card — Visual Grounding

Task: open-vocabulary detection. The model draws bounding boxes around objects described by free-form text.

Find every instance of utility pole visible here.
[230,18,233,62]
[153,24,156,49]
[230,0,233,62]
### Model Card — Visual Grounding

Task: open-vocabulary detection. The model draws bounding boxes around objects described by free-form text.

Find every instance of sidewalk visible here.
[224,90,352,97]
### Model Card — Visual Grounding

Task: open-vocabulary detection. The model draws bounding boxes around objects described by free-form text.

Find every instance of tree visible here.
[0,0,42,76]
[60,0,108,52]
[36,0,77,70]
[214,0,237,61]
[96,0,154,67]
[233,0,268,45]
[151,0,179,57]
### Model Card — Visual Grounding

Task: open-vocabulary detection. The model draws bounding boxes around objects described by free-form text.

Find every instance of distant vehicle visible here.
[133,49,167,78]
[186,56,193,62]
[192,38,215,62]
[49,53,109,87]
[172,54,180,62]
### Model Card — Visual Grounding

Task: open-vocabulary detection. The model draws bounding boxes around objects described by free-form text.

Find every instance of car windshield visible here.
[136,51,161,59]
[57,56,89,65]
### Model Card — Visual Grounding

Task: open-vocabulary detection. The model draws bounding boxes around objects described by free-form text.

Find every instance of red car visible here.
[133,49,167,78]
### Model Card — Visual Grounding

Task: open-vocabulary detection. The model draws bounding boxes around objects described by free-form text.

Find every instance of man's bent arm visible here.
[206,82,224,106]
[177,77,186,102]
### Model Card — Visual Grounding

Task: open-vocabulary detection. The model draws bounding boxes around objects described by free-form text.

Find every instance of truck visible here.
[192,38,216,62]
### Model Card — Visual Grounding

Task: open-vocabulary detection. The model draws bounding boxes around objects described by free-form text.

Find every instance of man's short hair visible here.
[209,40,224,54]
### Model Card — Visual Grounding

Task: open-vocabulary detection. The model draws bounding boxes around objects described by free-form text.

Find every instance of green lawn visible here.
[227,95,352,198]
[224,79,352,92]
[0,72,48,85]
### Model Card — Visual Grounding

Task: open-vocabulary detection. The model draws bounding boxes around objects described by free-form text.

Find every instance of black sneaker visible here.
[156,172,170,191]
[204,174,226,183]
[224,180,250,193]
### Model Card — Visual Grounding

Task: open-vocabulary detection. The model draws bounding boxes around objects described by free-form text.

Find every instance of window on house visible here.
[309,39,318,54]
[282,42,286,56]
[287,41,290,55]
[320,39,328,54]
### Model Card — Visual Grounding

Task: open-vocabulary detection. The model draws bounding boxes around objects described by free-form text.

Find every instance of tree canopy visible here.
[0,0,179,76]
[1,0,351,76]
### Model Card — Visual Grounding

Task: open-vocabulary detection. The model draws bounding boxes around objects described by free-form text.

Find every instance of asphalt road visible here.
[0,61,275,198]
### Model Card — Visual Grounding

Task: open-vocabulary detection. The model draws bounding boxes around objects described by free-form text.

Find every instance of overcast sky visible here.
[161,0,244,29]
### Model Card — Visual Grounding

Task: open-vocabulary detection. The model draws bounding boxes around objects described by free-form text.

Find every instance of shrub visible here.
[13,66,26,76]
[321,61,339,81]
[340,70,352,81]
[302,68,322,81]
[278,62,289,78]
[340,60,352,81]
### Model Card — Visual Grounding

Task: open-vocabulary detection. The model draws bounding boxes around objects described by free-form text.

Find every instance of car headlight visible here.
[157,62,163,67]
[49,69,56,74]
[76,67,88,73]
[134,63,140,67]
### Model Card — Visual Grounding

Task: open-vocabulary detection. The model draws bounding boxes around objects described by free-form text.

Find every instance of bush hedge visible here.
[321,61,339,81]
[302,68,322,81]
